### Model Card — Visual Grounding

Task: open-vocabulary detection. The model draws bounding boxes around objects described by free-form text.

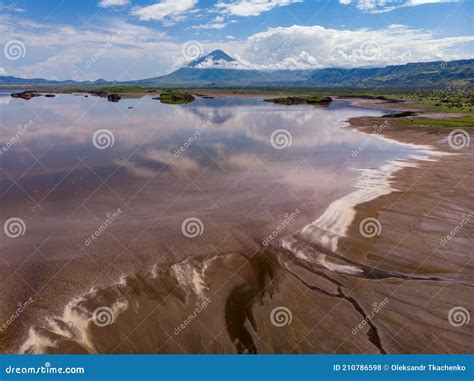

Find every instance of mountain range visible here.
[1,50,473,89]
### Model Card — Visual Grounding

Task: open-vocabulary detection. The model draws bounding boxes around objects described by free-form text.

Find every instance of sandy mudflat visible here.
[341,105,474,353]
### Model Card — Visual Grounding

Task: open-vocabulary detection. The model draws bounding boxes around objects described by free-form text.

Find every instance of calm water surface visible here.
[0,92,421,263]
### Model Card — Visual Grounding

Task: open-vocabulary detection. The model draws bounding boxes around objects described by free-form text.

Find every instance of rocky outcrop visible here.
[107,94,121,102]
[11,91,42,100]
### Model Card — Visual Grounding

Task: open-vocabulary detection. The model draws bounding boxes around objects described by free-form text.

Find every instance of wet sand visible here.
[342,104,474,353]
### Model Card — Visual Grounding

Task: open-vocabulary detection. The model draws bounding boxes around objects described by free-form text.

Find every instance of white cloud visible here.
[193,22,227,29]
[0,67,7,75]
[1,13,472,80]
[132,0,198,23]
[216,0,302,17]
[219,24,474,70]
[341,0,461,13]
[0,14,182,80]
[98,0,130,8]
[193,17,238,30]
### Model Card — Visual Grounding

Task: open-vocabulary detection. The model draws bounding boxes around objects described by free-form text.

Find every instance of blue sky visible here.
[0,0,472,80]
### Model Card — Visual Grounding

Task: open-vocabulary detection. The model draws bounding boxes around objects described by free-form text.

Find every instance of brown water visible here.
[0,92,432,353]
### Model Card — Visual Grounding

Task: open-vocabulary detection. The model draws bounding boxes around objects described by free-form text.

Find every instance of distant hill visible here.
[0,76,111,87]
[2,50,473,89]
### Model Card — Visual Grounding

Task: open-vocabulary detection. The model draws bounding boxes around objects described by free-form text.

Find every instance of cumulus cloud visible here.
[0,67,7,75]
[216,0,303,17]
[226,24,474,70]
[340,0,461,13]
[1,12,472,80]
[99,0,130,7]
[132,0,198,23]
[192,16,233,29]
[0,14,181,80]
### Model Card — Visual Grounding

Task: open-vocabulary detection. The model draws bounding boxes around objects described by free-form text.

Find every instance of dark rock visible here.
[107,94,121,102]
[11,91,42,100]
[44,94,56,98]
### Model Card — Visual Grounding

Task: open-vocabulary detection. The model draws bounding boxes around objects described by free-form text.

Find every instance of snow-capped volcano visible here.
[187,49,248,69]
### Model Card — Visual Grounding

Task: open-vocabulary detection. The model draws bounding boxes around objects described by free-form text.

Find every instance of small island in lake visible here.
[154,90,195,104]
[264,95,332,106]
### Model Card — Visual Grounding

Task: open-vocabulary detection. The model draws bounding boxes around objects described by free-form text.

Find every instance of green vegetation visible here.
[264,95,332,106]
[96,85,150,93]
[387,91,474,113]
[155,89,195,104]
[392,115,474,128]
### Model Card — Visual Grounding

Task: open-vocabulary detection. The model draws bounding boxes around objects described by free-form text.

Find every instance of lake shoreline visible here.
[339,100,473,353]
